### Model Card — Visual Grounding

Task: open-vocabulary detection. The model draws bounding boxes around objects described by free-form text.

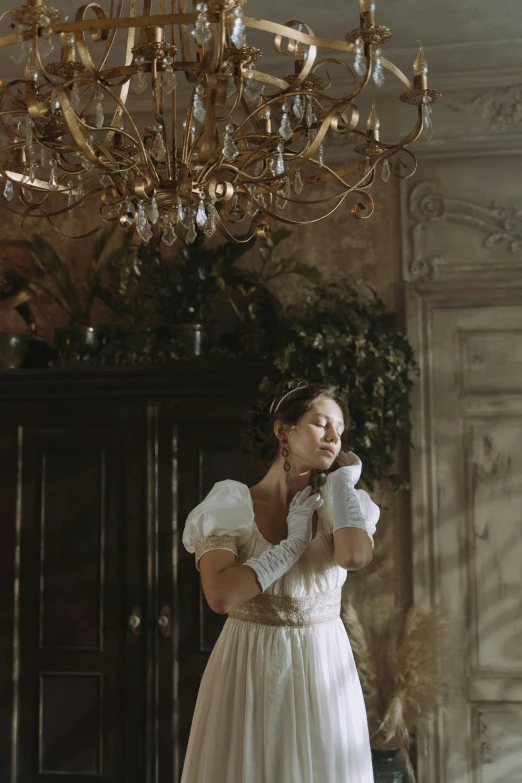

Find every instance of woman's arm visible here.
[199,549,261,614]
[333,527,374,570]
[329,451,377,571]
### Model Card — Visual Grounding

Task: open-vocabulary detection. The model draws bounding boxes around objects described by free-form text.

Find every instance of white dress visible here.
[181,477,374,783]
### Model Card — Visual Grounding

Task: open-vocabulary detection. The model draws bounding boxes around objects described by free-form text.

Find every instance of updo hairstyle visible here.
[243,379,350,491]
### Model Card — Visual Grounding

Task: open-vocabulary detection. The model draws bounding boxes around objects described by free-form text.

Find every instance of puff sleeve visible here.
[182,480,255,571]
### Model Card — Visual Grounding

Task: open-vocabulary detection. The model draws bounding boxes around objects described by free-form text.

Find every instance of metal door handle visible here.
[157,605,172,638]
[128,605,142,636]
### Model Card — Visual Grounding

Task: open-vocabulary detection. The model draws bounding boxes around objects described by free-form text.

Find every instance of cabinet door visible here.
[154,397,262,782]
[0,400,147,783]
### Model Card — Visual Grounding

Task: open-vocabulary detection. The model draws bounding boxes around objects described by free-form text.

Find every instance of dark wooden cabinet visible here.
[0,364,266,783]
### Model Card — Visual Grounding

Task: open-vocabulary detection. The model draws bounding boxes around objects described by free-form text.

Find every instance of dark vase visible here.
[371,748,408,782]
[55,326,106,358]
[0,331,30,370]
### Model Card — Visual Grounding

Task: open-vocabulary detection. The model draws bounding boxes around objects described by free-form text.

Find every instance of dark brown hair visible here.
[243,379,350,487]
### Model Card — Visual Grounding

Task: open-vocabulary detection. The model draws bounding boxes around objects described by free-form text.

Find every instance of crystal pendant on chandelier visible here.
[76,173,84,202]
[162,220,177,246]
[192,3,212,45]
[10,26,27,64]
[186,215,197,243]
[294,169,303,194]
[381,158,390,182]
[275,142,285,176]
[318,143,324,168]
[162,57,177,95]
[305,99,314,129]
[372,47,385,87]
[39,29,55,59]
[230,6,246,48]
[177,194,185,224]
[353,38,366,76]
[22,186,33,203]
[196,195,207,229]
[246,184,259,217]
[24,45,39,83]
[293,94,304,120]
[193,85,206,123]
[423,99,433,140]
[152,125,167,160]
[3,180,14,201]
[150,197,160,225]
[131,57,147,95]
[276,186,287,210]
[70,83,81,110]
[49,159,59,191]
[204,201,218,237]
[244,66,264,102]
[67,179,74,207]
[279,102,293,142]
[94,87,105,129]
[222,124,239,160]
[137,202,153,243]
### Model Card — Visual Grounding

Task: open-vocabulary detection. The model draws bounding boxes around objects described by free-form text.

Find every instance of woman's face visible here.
[282,396,345,471]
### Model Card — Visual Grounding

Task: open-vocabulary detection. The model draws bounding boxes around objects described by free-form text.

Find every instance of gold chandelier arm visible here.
[273,20,317,89]
[0,14,201,51]
[101,0,137,149]
[75,4,111,77]
[177,0,195,73]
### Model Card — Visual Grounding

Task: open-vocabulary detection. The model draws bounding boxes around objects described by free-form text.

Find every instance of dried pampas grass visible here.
[341,595,448,782]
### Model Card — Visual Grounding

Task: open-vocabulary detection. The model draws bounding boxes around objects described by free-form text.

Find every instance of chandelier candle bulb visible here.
[367,100,380,140]
[359,0,376,28]
[413,40,428,90]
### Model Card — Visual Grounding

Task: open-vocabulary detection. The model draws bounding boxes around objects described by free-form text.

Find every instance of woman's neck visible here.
[253,458,312,510]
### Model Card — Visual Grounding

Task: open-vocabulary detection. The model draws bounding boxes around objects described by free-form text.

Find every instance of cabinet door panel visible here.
[0,401,147,783]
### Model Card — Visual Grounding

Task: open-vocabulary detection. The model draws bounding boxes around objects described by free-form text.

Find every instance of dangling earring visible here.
[281,437,293,485]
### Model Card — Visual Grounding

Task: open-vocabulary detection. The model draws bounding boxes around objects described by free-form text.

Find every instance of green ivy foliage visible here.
[266,281,418,490]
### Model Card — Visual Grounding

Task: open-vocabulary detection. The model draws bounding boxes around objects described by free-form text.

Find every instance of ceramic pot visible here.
[0,331,30,369]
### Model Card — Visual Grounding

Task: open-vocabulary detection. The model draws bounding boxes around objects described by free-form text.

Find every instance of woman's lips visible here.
[320,447,336,457]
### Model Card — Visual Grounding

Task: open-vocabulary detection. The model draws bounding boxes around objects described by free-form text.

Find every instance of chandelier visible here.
[0,0,441,244]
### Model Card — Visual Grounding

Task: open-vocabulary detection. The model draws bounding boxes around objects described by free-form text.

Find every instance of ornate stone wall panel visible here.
[402,157,522,284]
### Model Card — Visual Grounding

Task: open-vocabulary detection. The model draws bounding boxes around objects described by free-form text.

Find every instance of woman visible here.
[181,379,380,782]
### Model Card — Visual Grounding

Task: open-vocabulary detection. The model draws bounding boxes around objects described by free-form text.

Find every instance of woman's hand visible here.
[286,486,323,545]
[335,450,359,468]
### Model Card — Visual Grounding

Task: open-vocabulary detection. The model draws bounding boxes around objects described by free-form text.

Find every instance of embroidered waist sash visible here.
[227,588,342,628]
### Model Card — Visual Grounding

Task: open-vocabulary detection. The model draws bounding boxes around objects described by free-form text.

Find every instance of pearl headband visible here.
[269,381,309,415]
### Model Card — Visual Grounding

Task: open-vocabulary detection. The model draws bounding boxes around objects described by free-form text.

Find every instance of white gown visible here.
[181,477,374,783]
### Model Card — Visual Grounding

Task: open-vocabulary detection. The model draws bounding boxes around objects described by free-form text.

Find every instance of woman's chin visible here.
[314,451,336,468]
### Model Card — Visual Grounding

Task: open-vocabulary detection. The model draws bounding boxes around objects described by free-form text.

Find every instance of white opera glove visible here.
[328,457,369,536]
[353,489,380,548]
[244,486,323,593]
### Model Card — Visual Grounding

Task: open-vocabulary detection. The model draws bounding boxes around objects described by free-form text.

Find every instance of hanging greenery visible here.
[263,281,418,489]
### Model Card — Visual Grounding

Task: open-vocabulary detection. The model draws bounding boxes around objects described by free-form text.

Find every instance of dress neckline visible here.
[246,486,322,548]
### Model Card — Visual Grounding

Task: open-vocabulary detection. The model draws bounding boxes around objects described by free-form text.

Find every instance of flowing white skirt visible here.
[181,615,374,783]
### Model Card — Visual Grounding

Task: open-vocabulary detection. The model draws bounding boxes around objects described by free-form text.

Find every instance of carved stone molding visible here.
[408,256,444,283]
[447,84,522,133]
[404,181,522,282]
[410,181,522,254]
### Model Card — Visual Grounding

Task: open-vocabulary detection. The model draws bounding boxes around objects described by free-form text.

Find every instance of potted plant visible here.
[342,595,448,782]
[112,232,254,357]
[27,224,118,358]
[214,229,323,358]
[263,281,417,489]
